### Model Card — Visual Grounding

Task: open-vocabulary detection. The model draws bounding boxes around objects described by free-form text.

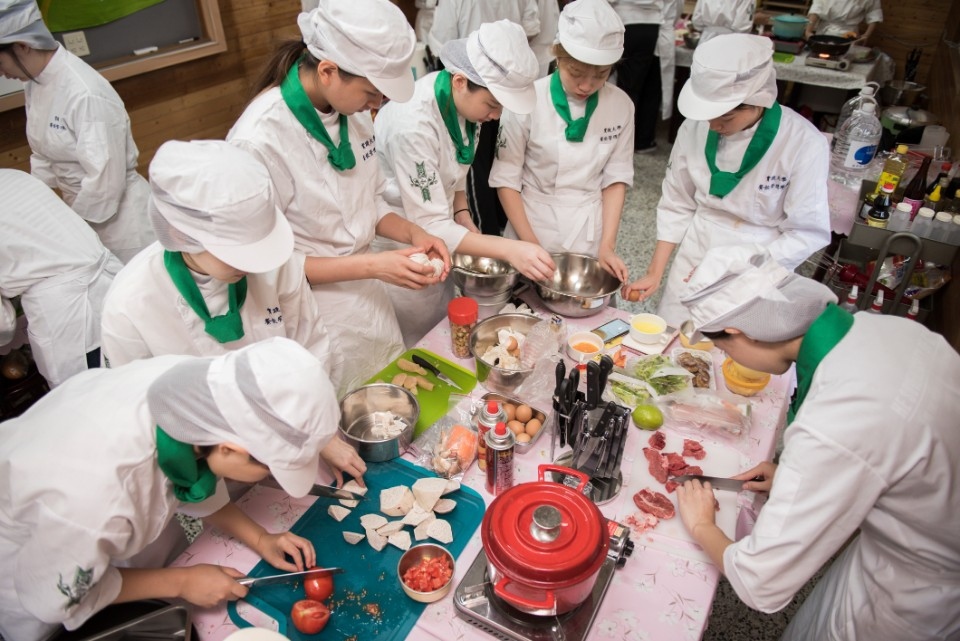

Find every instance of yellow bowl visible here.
[721,358,770,396]
[678,331,714,351]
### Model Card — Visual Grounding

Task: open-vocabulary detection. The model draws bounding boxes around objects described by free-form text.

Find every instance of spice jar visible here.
[448,297,478,358]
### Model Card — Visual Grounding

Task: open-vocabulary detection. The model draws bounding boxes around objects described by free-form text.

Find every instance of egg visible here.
[627,290,640,302]
[524,418,542,436]
[503,403,517,422]
[507,420,525,435]
[516,433,532,443]
[515,404,533,423]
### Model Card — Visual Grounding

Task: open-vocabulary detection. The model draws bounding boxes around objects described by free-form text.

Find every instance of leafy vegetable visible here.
[609,378,652,408]
[631,355,691,396]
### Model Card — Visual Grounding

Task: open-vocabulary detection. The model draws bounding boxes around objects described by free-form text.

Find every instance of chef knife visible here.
[585,361,601,410]
[670,475,751,492]
[260,478,367,501]
[238,567,344,588]
[597,354,614,391]
[411,354,464,391]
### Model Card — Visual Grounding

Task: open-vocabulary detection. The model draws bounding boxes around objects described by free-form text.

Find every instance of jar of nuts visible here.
[447,297,478,358]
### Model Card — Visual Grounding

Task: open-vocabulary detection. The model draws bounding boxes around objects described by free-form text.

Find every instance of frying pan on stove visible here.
[808,35,855,57]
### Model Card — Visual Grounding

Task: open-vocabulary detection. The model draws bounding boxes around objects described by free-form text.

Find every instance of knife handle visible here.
[411,354,440,377]
[586,361,601,410]
[598,354,613,390]
[554,360,566,409]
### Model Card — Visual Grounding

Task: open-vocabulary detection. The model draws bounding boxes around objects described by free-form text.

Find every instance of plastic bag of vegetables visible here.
[615,354,692,397]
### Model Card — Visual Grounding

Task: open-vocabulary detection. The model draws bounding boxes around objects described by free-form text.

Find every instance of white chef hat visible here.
[439,20,538,115]
[557,0,625,66]
[0,0,56,49]
[148,140,294,275]
[679,244,837,343]
[147,337,339,499]
[297,0,417,102]
[678,34,778,121]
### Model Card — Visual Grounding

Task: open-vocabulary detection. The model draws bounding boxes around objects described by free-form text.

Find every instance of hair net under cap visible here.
[298,0,416,102]
[440,21,538,115]
[557,0,625,66]
[0,0,56,48]
[679,244,837,343]
[148,140,293,274]
[147,338,340,499]
[677,34,778,121]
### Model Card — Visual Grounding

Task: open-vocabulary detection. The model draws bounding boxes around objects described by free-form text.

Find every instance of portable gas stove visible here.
[805,51,851,71]
[771,36,805,55]
[453,521,634,641]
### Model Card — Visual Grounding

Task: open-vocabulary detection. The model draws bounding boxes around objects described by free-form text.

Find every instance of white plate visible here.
[621,324,679,356]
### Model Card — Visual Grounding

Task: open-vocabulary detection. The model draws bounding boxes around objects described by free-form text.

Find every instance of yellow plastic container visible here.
[721,358,771,396]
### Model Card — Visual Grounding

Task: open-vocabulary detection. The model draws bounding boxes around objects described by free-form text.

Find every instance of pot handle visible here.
[538,464,589,492]
[493,576,556,612]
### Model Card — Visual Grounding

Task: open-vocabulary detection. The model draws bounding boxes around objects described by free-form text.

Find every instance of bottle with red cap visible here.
[475,399,506,471]
[867,290,884,314]
[485,421,515,496]
[448,297,478,358]
[906,299,920,321]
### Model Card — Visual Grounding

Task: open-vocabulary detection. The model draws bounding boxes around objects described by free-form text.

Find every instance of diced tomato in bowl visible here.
[397,544,455,603]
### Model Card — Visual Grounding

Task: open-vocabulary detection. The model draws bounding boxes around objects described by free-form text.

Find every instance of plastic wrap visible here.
[615,353,692,397]
[658,388,752,447]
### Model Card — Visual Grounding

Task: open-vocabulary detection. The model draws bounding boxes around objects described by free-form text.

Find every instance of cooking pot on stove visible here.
[881,106,939,133]
[807,35,854,57]
[771,14,808,40]
[480,464,609,616]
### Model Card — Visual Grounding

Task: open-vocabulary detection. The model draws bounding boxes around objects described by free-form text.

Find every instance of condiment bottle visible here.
[912,207,936,238]
[866,183,893,228]
[870,144,910,196]
[485,421,515,495]
[447,297,478,359]
[840,284,859,312]
[906,299,920,321]
[867,290,884,314]
[475,400,506,471]
[932,211,954,241]
[901,156,932,219]
[889,202,912,232]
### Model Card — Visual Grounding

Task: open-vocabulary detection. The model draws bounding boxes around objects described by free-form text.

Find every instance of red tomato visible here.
[402,556,453,593]
[304,572,335,602]
[291,599,330,635]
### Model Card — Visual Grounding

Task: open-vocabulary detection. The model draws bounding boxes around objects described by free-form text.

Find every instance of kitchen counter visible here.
[171,295,796,641]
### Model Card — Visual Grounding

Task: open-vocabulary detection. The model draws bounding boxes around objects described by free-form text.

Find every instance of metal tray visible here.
[476,392,550,454]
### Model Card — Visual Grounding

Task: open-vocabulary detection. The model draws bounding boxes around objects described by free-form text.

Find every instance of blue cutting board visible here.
[228,459,485,640]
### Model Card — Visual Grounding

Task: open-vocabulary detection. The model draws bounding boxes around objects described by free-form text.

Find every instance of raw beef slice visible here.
[633,488,675,519]
[682,439,706,460]
[643,447,669,484]
[648,431,666,450]
[665,452,687,472]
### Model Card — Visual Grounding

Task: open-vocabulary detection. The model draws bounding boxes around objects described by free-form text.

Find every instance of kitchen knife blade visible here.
[238,567,344,588]
[575,431,599,469]
[260,478,367,501]
[411,354,464,391]
[671,475,748,492]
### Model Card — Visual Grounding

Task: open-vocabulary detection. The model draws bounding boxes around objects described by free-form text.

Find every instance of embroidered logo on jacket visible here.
[409,162,438,202]
[58,566,94,608]
[495,126,506,159]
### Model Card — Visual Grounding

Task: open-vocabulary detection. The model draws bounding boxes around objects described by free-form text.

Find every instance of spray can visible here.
[475,400,506,471]
[485,421,515,496]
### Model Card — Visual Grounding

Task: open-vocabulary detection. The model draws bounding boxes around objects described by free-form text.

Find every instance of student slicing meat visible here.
[674,244,960,641]
[0,0,154,263]
[227,0,450,394]
[0,339,341,641]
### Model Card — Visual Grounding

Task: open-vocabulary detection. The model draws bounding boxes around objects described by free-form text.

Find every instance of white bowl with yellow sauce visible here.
[629,313,667,344]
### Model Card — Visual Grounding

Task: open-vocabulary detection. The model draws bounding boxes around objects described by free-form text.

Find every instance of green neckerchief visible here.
[434,71,477,165]
[155,426,218,503]
[550,71,598,143]
[280,56,356,171]
[163,250,248,344]
[788,303,854,424]
[705,102,782,198]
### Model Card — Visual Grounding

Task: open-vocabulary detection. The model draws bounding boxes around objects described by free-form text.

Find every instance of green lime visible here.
[632,404,663,431]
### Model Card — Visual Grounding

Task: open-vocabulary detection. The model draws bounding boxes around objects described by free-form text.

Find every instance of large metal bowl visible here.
[533,253,621,318]
[469,313,543,393]
[452,254,519,298]
[338,384,419,462]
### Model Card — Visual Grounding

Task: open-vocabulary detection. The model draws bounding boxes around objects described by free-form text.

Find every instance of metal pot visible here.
[338,384,419,462]
[469,313,543,393]
[807,35,854,57]
[533,253,621,318]
[481,465,609,615]
[881,106,939,133]
[771,14,809,40]
[878,81,925,108]
[451,254,519,299]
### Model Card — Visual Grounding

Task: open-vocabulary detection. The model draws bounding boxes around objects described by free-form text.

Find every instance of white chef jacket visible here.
[415,0,437,43]
[809,0,883,36]
[490,77,635,255]
[654,108,831,325]
[0,357,231,641]
[691,0,755,43]
[0,169,123,386]
[428,0,540,52]
[99,242,339,387]
[373,72,475,345]
[530,0,561,77]
[227,88,403,395]
[724,314,960,641]
[0,297,15,346]
[24,46,154,264]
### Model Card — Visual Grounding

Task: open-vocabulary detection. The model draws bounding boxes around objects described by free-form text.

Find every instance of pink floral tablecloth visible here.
[172,295,795,641]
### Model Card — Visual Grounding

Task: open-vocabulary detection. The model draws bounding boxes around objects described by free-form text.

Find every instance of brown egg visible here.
[525,418,542,436]
[516,432,532,443]
[503,403,517,422]
[515,404,533,423]
[507,420,525,435]
[628,290,641,302]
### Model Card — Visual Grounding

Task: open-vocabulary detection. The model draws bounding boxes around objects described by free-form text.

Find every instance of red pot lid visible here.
[482,479,608,586]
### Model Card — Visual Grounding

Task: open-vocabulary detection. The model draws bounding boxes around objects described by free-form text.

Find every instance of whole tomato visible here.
[290,599,330,635]
[304,572,335,602]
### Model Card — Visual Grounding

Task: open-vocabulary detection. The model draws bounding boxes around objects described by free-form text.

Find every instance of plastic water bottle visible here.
[836,84,878,133]
[830,102,883,186]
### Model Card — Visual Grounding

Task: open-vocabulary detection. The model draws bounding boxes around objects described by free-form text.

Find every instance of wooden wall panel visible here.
[872,0,954,85]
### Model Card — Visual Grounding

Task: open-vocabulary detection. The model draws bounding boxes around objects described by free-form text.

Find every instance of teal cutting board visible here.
[228,459,485,640]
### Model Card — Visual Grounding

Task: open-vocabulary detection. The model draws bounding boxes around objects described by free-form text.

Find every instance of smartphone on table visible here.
[591,318,631,346]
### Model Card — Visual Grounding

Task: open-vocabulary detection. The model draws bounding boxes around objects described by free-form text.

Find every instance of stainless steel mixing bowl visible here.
[533,253,621,318]
[468,313,543,393]
[451,254,519,298]
[339,384,419,462]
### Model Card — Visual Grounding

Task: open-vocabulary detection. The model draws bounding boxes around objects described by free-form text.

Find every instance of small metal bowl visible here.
[469,313,544,393]
[452,254,519,299]
[338,384,419,462]
[683,31,700,49]
[397,544,455,603]
[533,253,621,318]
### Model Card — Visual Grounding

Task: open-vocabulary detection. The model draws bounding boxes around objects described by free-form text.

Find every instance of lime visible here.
[632,404,663,431]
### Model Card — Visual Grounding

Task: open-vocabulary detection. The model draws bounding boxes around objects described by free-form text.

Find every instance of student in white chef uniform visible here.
[491,0,635,283]
[227,0,450,395]
[691,0,755,43]
[0,0,154,263]
[99,140,364,483]
[374,21,556,345]
[805,0,883,44]
[0,338,342,641]
[673,244,960,641]
[622,34,830,325]
[0,169,123,387]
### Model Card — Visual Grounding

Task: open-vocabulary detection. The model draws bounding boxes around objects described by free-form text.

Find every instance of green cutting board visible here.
[228,459,485,640]
[366,348,477,437]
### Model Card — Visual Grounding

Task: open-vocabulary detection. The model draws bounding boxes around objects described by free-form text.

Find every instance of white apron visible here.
[809,0,883,36]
